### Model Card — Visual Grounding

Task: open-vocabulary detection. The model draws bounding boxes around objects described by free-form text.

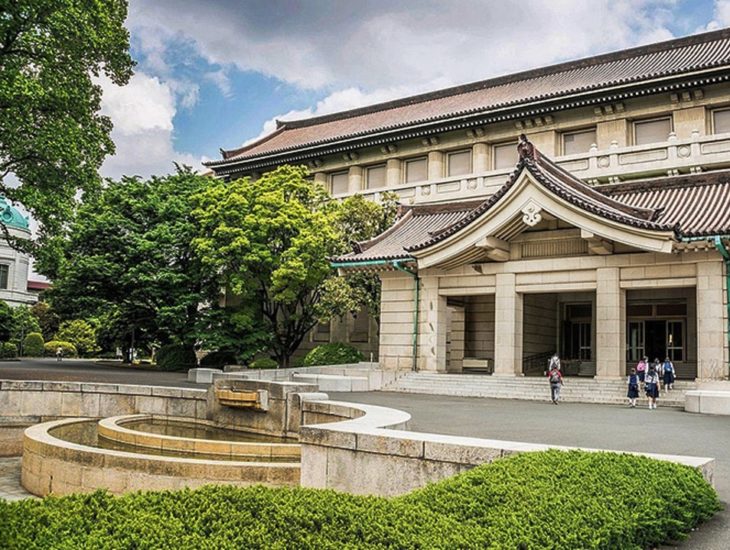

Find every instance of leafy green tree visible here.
[22,332,45,356]
[0,300,12,342]
[41,168,215,361]
[55,319,98,356]
[30,302,59,341]
[193,166,344,367]
[10,305,40,354]
[0,1,134,246]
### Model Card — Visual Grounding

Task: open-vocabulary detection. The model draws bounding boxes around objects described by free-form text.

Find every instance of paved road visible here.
[330,391,730,550]
[0,358,205,388]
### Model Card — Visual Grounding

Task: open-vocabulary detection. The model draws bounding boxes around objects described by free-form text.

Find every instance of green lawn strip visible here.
[0,450,720,549]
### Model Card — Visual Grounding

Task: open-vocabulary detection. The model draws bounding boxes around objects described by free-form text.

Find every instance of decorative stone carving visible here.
[521,202,542,226]
[677,145,691,158]
[593,102,625,116]
[380,144,398,155]
[598,156,610,167]
[342,152,359,161]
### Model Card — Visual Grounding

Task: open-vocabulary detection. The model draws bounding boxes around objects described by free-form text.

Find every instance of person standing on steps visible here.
[627,367,640,408]
[636,356,648,388]
[547,362,564,404]
[645,364,660,409]
[547,353,561,374]
[662,356,676,391]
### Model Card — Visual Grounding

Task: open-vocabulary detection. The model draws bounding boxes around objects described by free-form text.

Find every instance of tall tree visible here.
[0,1,134,245]
[192,166,343,367]
[40,168,214,361]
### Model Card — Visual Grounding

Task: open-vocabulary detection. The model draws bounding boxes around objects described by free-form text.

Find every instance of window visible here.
[493,142,518,170]
[365,164,386,189]
[404,157,428,183]
[313,321,330,343]
[329,171,349,195]
[447,150,472,177]
[0,265,7,290]
[562,128,596,155]
[633,117,672,145]
[627,321,645,362]
[713,108,730,134]
[667,320,684,361]
[350,307,370,343]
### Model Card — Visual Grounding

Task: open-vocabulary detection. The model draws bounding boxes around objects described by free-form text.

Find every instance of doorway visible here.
[644,320,666,362]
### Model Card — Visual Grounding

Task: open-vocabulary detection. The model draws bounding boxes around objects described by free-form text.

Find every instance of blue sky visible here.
[97,0,729,178]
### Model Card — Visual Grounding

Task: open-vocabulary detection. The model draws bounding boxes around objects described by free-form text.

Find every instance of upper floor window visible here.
[562,128,596,155]
[329,171,349,195]
[404,157,428,183]
[712,108,730,134]
[493,141,518,170]
[447,149,472,177]
[365,164,386,189]
[0,265,8,290]
[633,117,672,146]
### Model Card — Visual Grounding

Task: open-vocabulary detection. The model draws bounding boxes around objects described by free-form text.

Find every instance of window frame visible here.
[711,107,730,135]
[0,264,8,290]
[561,127,597,156]
[632,116,673,146]
[364,163,387,189]
[492,141,518,170]
[328,170,349,196]
[446,148,473,178]
[403,156,428,184]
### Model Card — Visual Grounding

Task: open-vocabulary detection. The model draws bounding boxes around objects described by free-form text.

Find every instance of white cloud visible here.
[706,0,730,29]
[98,73,202,179]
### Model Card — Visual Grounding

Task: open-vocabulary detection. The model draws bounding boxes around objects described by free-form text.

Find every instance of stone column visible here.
[386,159,401,187]
[696,261,726,380]
[473,143,489,173]
[418,276,447,372]
[348,166,363,193]
[595,267,625,379]
[494,273,523,376]
[427,151,444,180]
[447,305,465,373]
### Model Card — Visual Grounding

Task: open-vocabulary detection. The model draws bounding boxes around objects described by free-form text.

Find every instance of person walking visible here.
[547,363,564,404]
[627,367,640,408]
[636,356,648,386]
[55,346,63,362]
[662,357,676,391]
[645,364,660,409]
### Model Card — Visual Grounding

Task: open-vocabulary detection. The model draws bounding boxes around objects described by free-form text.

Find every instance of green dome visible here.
[0,197,29,230]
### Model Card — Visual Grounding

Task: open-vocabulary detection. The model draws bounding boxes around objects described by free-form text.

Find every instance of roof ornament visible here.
[517,133,536,161]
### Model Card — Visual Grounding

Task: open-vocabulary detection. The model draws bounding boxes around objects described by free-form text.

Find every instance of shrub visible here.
[248,357,278,369]
[22,332,45,357]
[55,319,99,357]
[0,451,719,550]
[303,343,363,367]
[0,342,17,358]
[156,344,197,371]
[199,350,238,369]
[44,340,77,358]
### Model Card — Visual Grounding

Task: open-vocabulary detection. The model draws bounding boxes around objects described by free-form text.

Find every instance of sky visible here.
[96,0,730,179]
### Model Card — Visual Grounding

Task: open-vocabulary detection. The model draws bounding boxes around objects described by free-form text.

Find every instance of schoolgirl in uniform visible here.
[645,364,660,409]
[662,357,676,391]
[627,367,640,408]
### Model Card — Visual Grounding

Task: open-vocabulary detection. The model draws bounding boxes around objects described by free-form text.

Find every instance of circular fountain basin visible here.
[97,415,300,461]
[22,418,300,497]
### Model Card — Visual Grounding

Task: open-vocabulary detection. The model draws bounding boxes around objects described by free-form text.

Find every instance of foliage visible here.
[199,350,237,369]
[156,344,197,372]
[0,451,719,550]
[0,301,12,342]
[0,0,134,247]
[303,343,364,367]
[40,168,215,361]
[30,302,59,341]
[192,166,342,367]
[0,342,17,359]
[10,306,41,352]
[44,340,77,357]
[21,333,45,357]
[248,357,278,370]
[55,320,99,357]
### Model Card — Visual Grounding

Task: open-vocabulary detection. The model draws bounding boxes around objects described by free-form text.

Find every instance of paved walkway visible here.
[330,392,730,550]
[0,458,35,501]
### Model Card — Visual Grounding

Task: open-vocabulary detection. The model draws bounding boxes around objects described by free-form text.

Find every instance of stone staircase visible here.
[383,372,695,408]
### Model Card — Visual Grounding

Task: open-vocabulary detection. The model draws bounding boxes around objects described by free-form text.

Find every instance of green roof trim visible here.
[0,197,29,230]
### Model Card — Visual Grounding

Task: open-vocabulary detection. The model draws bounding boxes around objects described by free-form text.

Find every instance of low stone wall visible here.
[22,418,300,497]
[0,379,207,456]
[299,400,716,496]
[685,389,730,415]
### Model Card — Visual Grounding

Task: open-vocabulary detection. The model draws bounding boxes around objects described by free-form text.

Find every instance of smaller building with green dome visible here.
[0,197,36,306]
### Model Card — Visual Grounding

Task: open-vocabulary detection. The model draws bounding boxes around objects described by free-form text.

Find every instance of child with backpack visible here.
[636,356,648,386]
[662,357,676,391]
[645,364,660,409]
[547,365,564,404]
[627,367,639,408]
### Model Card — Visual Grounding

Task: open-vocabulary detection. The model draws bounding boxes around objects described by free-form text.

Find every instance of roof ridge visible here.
[274,28,730,131]
[600,170,730,195]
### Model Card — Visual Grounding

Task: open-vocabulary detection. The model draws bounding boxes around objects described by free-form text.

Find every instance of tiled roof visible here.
[335,141,730,264]
[210,29,730,168]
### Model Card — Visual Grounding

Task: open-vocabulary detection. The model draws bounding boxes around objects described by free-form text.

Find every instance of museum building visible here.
[206,29,730,380]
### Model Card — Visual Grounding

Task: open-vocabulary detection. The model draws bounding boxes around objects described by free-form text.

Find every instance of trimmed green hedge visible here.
[199,350,237,369]
[43,340,77,358]
[0,341,17,358]
[249,357,278,369]
[156,344,197,371]
[303,342,363,367]
[22,332,45,357]
[0,450,719,549]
